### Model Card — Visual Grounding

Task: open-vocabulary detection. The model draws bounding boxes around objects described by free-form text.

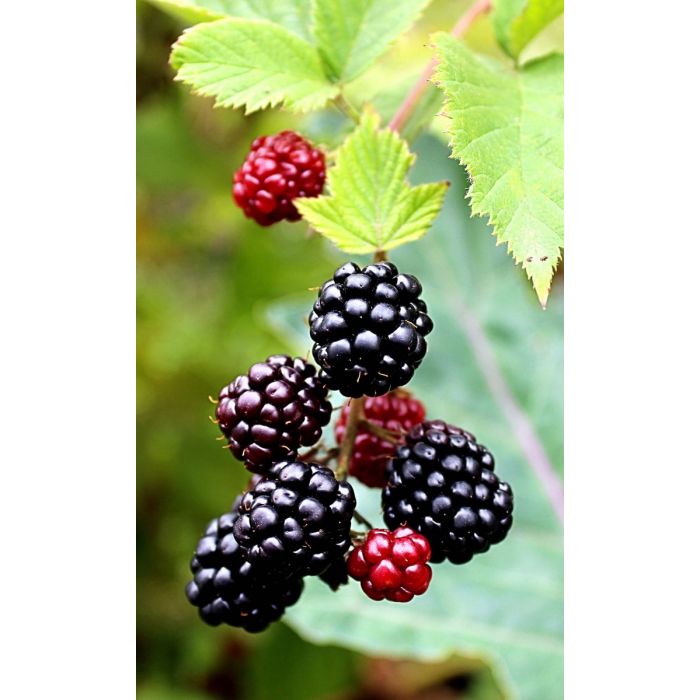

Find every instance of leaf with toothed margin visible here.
[296,109,448,255]
[265,133,563,700]
[170,18,339,114]
[432,33,563,307]
[148,0,313,41]
[312,0,432,82]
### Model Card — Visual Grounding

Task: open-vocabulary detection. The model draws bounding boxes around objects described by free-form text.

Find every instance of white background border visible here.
[1,1,135,696]
[565,0,699,697]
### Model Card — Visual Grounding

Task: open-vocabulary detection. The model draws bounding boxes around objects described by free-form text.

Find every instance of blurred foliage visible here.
[137,1,562,698]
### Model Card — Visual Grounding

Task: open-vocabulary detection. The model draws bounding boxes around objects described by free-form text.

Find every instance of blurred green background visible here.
[137,2,563,698]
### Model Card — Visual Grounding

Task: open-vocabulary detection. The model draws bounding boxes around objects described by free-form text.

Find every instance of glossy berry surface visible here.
[348,527,432,602]
[216,355,332,473]
[318,554,349,591]
[335,391,426,487]
[309,262,433,398]
[232,131,325,226]
[185,509,304,632]
[382,420,513,564]
[233,460,356,578]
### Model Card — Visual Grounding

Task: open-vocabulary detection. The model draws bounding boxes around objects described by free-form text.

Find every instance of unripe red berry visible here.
[347,527,432,603]
[335,391,426,488]
[232,131,325,226]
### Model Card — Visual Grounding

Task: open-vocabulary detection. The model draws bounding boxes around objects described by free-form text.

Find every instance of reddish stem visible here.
[335,398,365,480]
[387,0,493,134]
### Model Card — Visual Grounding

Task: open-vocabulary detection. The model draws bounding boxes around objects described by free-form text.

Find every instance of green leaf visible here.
[170,18,339,114]
[492,0,564,61]
[266,134,563,700]
[312,0,431,82]
[433,34,563,307]
[148,0,313,41]
[296,110,448,255]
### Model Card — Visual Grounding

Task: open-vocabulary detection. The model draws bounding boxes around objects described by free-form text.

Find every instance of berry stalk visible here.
[335,397,365,480]
[333,94,361,124]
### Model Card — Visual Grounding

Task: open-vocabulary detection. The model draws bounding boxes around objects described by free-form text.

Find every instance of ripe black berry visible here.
[232,131,325,226]
[318,555,349,591]
[233,459,356,577]
[382,420,513,564]
[309,262,433,398]
[216,355,332,473]
[185,509,304,632]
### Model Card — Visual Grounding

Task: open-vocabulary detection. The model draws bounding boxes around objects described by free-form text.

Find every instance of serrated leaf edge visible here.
[431,34,562,307]
[169,17,338,114]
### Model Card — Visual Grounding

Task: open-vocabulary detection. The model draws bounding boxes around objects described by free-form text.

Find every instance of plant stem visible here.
[335,397,365,480]
[334,93,361,123]
[352,510,374,530]
[387,0,492,134]
[299,445,322,461]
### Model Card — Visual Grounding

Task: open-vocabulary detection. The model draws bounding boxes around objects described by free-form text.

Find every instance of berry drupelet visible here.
[233,459,356,578]
[318,554,350,591]
[216,355,332,473]
[382,420,513,564]
[335,390,426,487]
[348,527,432,602]
[309,262,433,398]
[232,131,325,226]
[185,509,304,632]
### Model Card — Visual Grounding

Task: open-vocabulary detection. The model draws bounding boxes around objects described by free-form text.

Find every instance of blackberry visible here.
[233,459,356,577]
[216,355,332,473]
[232,131,325,226]
[335,390,426,487]
[185,509,304,632]
[309,262,433,398]
[348,527,432,603]
[382,420,513,564]
[318,555,349,591]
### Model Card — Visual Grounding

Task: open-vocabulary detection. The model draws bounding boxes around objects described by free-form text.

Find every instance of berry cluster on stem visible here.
[185,0,521,632]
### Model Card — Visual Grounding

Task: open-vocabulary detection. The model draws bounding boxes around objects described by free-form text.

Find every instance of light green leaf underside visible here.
[312,0,431,82]
[296,110,448,254]
[149,0,313,40]
[170,18,338,114]
[492,0,564,60]
[433,34,563,306]
[266,133,563,700]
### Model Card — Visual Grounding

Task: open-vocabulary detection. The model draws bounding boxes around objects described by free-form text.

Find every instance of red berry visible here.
[347,528,432,603]
[335,391,426,488]
[232,131,325,226]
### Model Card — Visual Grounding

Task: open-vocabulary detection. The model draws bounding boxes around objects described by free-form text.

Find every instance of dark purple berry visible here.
[216,355,332,473]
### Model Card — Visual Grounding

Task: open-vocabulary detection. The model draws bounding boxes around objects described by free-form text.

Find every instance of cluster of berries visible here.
[185,132,514,632]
